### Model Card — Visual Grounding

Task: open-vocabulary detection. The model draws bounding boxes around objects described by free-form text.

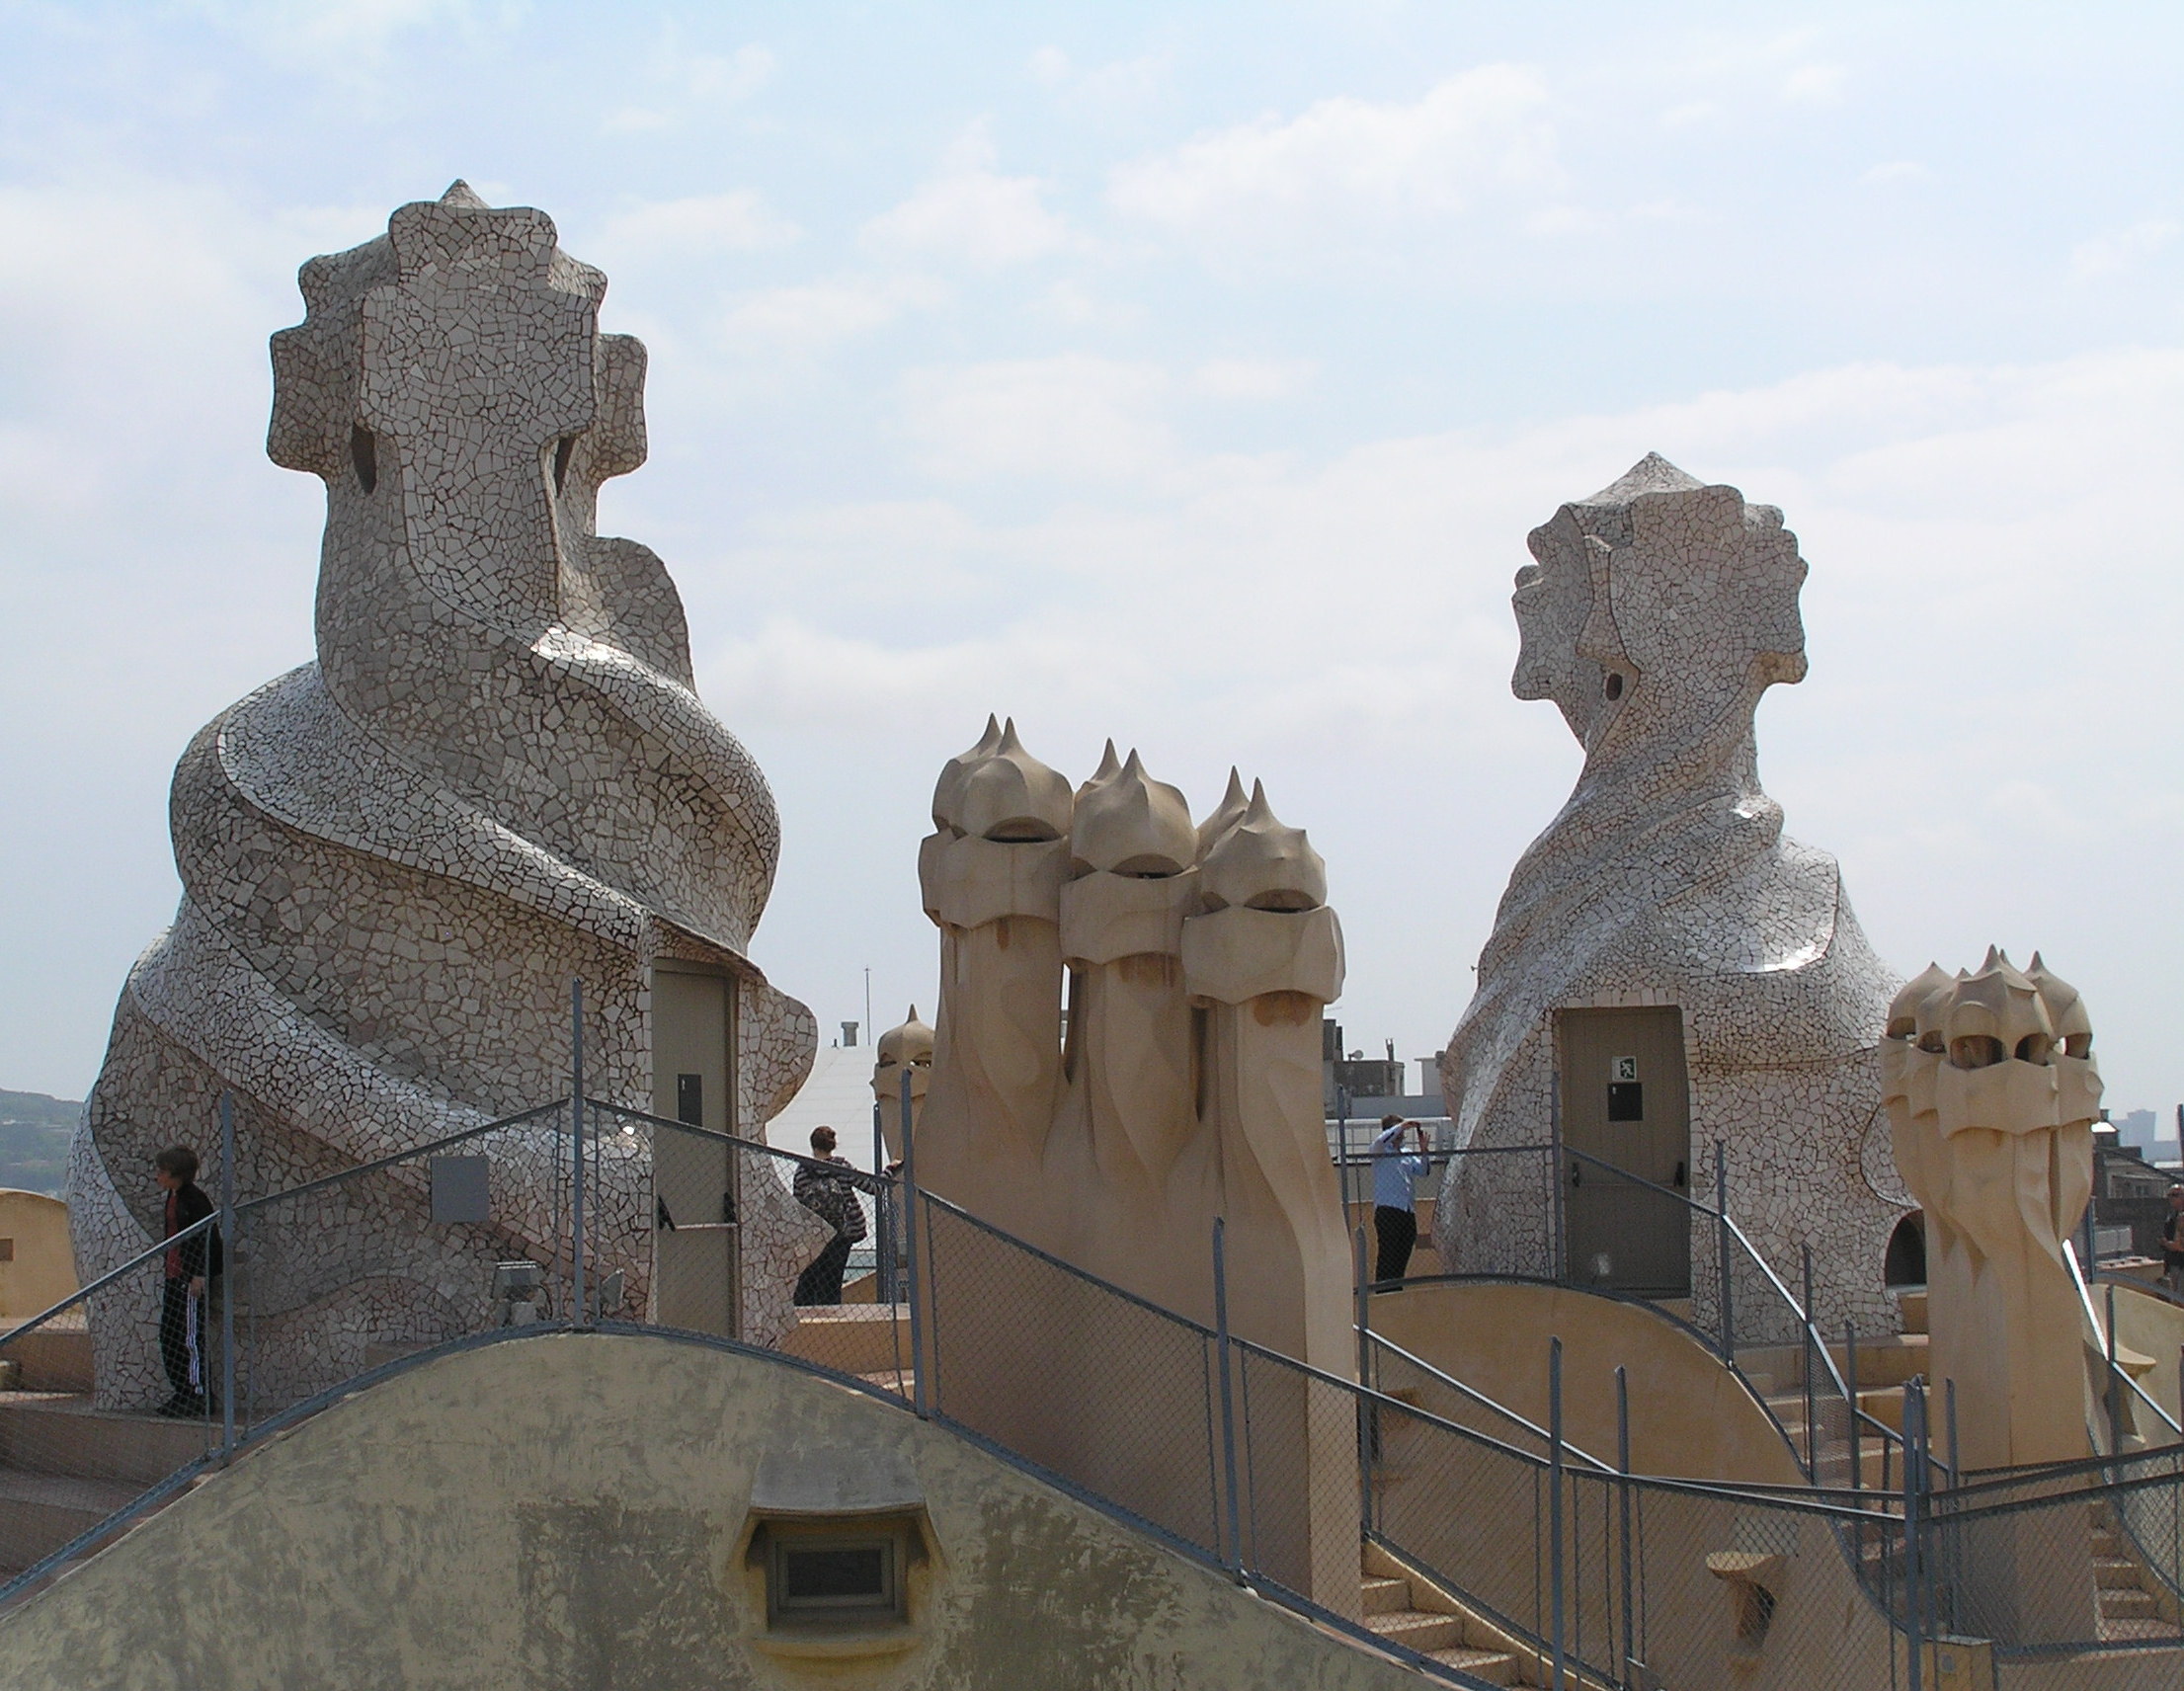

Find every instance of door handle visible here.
[1672,1160,1686,1188]
[1569,1163,1581,1188]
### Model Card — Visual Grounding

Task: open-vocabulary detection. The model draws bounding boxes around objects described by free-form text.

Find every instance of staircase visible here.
[1738,1288,1931,1490]
[2091,1500,2180,1640]
[1362,1546,1545,1685]
[0,1322,212,1598]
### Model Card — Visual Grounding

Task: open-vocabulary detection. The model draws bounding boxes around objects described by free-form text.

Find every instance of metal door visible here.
[1559,1007,1690,1296]
[651,967,739,1336]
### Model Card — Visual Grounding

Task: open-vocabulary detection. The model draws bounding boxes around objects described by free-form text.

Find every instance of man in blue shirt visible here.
[1370,1114,1431,1284]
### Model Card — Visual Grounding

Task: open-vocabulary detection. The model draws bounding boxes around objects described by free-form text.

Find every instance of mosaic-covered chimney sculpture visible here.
[1436,455,1903,1334]
[914,722,1354,1606]
[71,185,819,1408]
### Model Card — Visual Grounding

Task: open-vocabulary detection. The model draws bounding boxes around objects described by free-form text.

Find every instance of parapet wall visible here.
[0,1331,1424,1691]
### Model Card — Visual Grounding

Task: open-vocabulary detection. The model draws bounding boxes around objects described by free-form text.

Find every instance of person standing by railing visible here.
[1370,1115,1430,1284]
[792,1126,868,1306]
[152,1145,221,1418]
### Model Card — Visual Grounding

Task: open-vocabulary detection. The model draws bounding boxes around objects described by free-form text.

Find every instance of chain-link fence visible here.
[1920,1442,2184,1656]
[1426,1138,1902,1499]
[11,1055,2183,1691]
[228,1100,581,1429]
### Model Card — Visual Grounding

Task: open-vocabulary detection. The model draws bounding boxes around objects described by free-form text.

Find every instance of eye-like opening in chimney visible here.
[350,425,377,494]
[552,434,577,494]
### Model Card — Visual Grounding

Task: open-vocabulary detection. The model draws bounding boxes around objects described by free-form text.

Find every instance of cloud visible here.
[1106,66,1559,246]
[2068,217,2179,281]
[1189,358,1314,401]
[714,274,947,354]
[897,355,1173,481]
[699,345,2184,1110]
[185,0,486,67]
[1781,63,1847,105]
[602,191,799,256]
[601,41,775,131]
[861,124,1076,268]
[1027,44,1172,109]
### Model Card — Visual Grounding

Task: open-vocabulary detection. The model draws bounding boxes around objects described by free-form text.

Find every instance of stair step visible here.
[1368,1609,1465,1652]
[1430,1645,1520,1684]
[0,1467,143,1573]
[0,1395,214,1487]
[2095,1557,2144,1590]
[2101,1589,2160,1620]
[1361,1575,1411,1615]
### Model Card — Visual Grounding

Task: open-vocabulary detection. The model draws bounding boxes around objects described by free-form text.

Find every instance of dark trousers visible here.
[1373,1205,1418,1284]
[159,1277,207,1400]
[794,1235,854,1307]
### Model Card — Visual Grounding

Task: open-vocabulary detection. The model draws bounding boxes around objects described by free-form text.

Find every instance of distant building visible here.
[2114,1107,2157,1150]
[1320,1019,1404,1110]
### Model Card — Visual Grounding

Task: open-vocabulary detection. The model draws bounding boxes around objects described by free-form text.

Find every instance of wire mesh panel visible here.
[1626,1480,1909,1691]
[918,1195,1225,1562]
[1228,1340,1373,1610]
[1364,1390,1567,1669]
[229,1102,581,1428]
[1432,1145,1559,1280]
[1926,1449,2184,1653]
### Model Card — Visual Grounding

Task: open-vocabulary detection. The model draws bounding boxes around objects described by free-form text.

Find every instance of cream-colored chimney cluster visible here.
[1882,948,2107,1642]
[1882,946,2101,1473]
[910,717,1354,1606]
[868,1006,933,1163]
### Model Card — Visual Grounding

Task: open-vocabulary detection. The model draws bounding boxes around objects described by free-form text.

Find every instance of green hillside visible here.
[0,1091,76,1198]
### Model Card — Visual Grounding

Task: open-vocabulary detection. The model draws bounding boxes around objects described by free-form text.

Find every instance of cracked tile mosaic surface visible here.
[71,185,817,1409]
[1433,455,1907,1337]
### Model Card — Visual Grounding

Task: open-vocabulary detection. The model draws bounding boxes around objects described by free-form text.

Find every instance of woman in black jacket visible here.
[152,1145,221,1417]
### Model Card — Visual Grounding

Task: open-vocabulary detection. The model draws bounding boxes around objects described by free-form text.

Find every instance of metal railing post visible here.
[1353,1226,1373,1541]
[1549,1334,1567,1691]
[900,1069,926,1417]
[1714,1141,1733,1362]
[1846,1324,1861,1495]
[570,978,586,1326]
[1215,1218,1243,1573]
[1549,1071,1566,1282]
[218,1091,236,1463]
[1902,1379,1926,1691]
[1945,1378,1959,1490]
[1616,1364,1635,1688]
[1337,1087,1352,1212]
[2104,1284,2122,1456]
[1802,1244,1818,1478]
[871,1098,891,1304]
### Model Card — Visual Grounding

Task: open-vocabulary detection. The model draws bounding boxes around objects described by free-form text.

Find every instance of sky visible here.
[1,1,2180,1129]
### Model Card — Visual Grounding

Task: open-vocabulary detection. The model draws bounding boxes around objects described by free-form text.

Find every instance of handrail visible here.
[2071,1255,2184,1444]
[233,1098,572,1216]
[1558,1142,1888,1466]
[1361,1329,1617,1473]
[0,1213,217,1351]
[2092,1269,2184,1313]
[1332,1143,1548,1167]
[916,1185,1223,1342]
[2063,1239,2184,1445]
[585,1096,896,1193]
